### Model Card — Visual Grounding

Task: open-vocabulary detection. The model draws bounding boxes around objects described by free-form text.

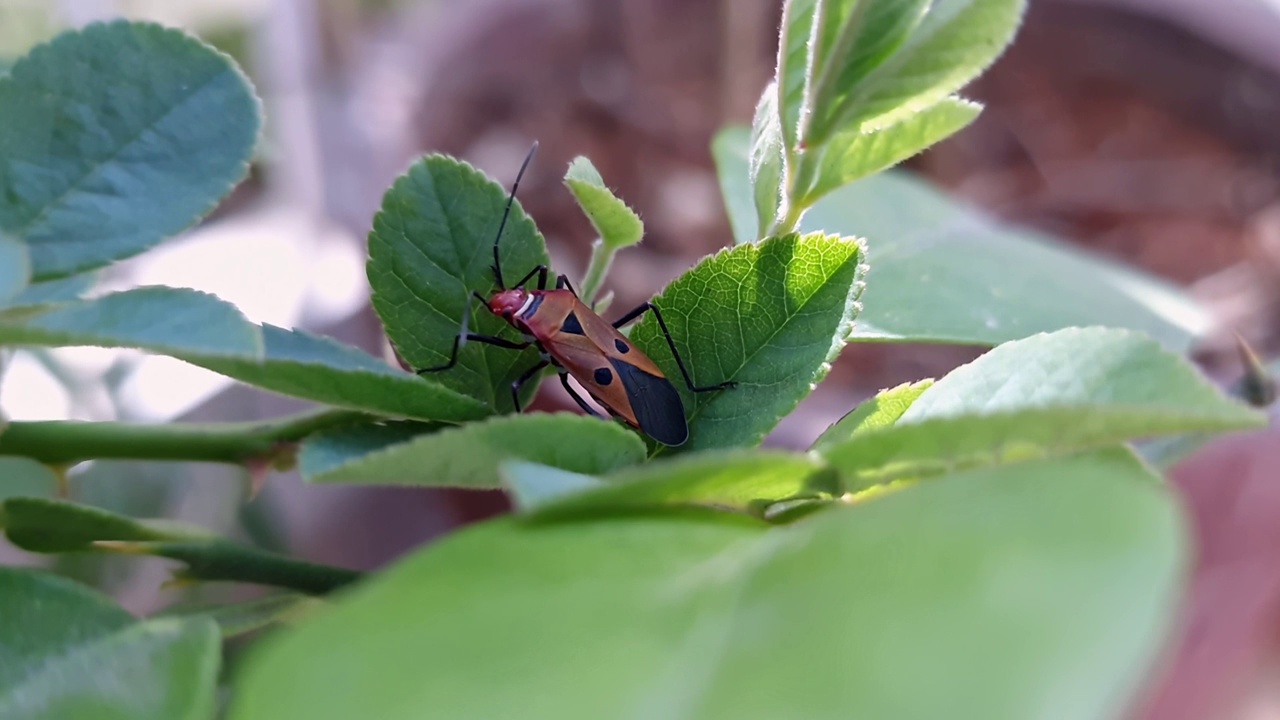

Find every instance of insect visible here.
[419,143,735,446]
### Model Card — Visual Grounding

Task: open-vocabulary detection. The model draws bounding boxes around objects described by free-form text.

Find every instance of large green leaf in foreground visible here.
[630,232,865,453]
[712,128,1211,350]
[0,21,260,279]
[231,449,1183,720]
[0,568,220,720]
[367,155,550,414]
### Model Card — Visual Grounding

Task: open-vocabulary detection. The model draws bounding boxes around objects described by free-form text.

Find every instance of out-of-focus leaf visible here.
[811,379,934,452]
[564,156,643,249]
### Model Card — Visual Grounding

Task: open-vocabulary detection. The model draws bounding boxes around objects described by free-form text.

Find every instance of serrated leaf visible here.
[797,95,981,204]
[0,286,262,358]
[811,379,934,451]
[0,496,208,553]
[300,414,646,487]
[0,235,28,303]
[776,0,817,153]
[803,0,932,146]
[190,324,487,423]
[529,449,832,518]
[0,568,220,720]
[368,155,550,414]
[0,270,97,309]
[819,327,1266,489]
[229,449,1183,720]
[564,156,643,249]
[501,461,603,512]
[712,128,1212,349]
[630,232,866,453]
[807,0,1024,145]
[748,83,784,240]
[0,20,260,280]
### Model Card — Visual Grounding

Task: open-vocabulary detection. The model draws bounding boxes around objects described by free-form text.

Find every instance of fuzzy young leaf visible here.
[712,132,760,244]
[564,156,643,249]
[0,568,219,720]
[819,327,1266,488]
[630,232,866,453]
[748,83,785,239]
[776,0,818,153]
[712,128,1211,350]
[811,379,934,452]
[797,96,981,204]
[229,450,1183,720]
[368,155,550,414]
[0,236,28,303]
[300,414,646,487]
[528,449,832,518]
[808,0,1024,144]
[0,21,260,280]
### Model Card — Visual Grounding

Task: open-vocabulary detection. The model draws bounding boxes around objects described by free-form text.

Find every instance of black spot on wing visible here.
[614,338,629,353]
[609,357,688,446]
[593,367,613,386]
[561,311,585,335]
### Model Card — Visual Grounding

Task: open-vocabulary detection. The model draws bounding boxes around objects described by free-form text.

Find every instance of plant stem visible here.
[579,238,617,305]
[0,408,373,466]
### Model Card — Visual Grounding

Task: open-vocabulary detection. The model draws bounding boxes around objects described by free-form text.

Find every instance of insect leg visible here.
[555,275,579,297]
[510,360,550,412]
[559,373,604,418]
[417,291,530,373]
[611,302,737,393]
[510,265,550,291]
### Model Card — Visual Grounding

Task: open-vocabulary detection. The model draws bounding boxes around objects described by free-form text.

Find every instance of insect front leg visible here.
[611,302,737,393]
[417,291,531,373]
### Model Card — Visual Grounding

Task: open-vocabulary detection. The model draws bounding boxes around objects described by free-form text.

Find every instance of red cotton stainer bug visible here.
[419,143,736,446]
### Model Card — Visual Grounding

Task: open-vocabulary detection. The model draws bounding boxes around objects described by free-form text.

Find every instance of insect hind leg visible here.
[611,302,737,393]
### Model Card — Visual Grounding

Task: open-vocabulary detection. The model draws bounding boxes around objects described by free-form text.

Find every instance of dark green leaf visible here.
[564,156,643,249]
[811,379,933,451]
[229,449,1183,720]
[748,83,784,239]
[368,155,550,414]
[300,414,647,487]
[631,232,866,453]
[0,21,260,279]
[1,496,209,553]
[819,327,1265,489]
[712,128,1211,350]
[95,540,361,595]
[0,235,28,303]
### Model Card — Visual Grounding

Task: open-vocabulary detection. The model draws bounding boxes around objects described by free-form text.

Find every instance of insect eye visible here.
[502,311,512,319]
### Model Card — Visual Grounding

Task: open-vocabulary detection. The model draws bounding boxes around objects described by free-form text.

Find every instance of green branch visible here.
[0,408,374,466]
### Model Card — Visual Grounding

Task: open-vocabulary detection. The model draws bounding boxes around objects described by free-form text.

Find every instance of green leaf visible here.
[529,449,833,518]
[0,568,220,720]
[712,128,1211,350]
[811,379,934,451]
[748,83,784,239]
[776,0,817,153]
[501,461,604,512]
[803,0,932,146]
[0,457,59,501]
[368,154,550,414]
[1,270,97,309]
[711,132,759,244]
[1,614,221,720]
[797,96,981,204]
[229,449,1183,720]
[0,286,262,358]
[631,232,866,453]
[819,327,1266,489]
[805,0,1025,145]
[564,156,643,249]
[0,235,28,303]
[190,324,487,423]
[95,540,361,595]
[0,20,260,280]
[0,496,208,553]
[300,414,647,487]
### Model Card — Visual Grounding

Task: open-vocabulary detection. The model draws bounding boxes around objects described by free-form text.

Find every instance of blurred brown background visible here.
[5,0,1280,716]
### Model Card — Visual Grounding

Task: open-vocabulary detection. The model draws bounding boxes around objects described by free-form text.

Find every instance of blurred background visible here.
[2,0,1280,717]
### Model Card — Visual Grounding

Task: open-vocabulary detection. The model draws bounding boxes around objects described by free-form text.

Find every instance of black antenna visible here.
[490,141,539,289]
